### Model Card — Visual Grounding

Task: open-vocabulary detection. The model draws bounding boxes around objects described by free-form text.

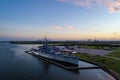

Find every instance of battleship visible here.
[25,38,79,67]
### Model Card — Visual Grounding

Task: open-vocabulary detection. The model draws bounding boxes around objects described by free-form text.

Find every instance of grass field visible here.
[107,50,120,58]
[73,53,120,74]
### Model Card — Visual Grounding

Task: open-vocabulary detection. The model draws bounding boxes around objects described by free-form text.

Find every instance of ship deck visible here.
[25,51,104,70]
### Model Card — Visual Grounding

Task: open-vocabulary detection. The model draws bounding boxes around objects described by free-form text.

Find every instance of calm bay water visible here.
[0,43,116,80]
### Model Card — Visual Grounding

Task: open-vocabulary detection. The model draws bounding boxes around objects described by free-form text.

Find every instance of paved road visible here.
[104,56,120,60]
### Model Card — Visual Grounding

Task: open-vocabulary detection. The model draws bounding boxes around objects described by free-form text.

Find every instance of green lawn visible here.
[73,53,120,74]
[78,46,101,49]
[107,50,120,58]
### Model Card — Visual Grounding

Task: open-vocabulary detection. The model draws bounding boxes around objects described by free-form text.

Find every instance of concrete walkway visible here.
[104,56,120,60]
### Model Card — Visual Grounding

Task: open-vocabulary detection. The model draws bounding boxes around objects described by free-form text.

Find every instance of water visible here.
[0,43,116,80]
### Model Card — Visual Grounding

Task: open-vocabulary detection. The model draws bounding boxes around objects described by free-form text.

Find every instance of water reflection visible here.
[0,43,116,80]
[42,61,51,76]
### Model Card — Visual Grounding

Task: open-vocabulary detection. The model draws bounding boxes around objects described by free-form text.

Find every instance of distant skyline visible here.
[0,0,120,41]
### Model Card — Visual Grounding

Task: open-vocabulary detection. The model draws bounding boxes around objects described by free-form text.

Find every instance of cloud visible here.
[66,25,74,30]
[52,26,63,30]
[56,0,68,2]
[112,32,120,36]
[52,25,75,30]
[105,0,120,13]
[56,0,120,13]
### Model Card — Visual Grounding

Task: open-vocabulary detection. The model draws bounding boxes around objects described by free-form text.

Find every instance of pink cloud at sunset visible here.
[52,26,63,30]
[52,25,75,30]
[66,25,74,30]
[56,0,120,13]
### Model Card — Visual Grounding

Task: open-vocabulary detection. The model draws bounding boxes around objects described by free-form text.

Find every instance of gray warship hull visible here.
[31,50,79,67]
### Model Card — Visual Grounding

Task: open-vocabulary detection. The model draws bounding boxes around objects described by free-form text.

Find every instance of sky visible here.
[0,0,120,41]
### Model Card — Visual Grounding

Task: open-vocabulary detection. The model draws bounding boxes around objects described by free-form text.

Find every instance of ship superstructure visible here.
[28,38,79,66]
